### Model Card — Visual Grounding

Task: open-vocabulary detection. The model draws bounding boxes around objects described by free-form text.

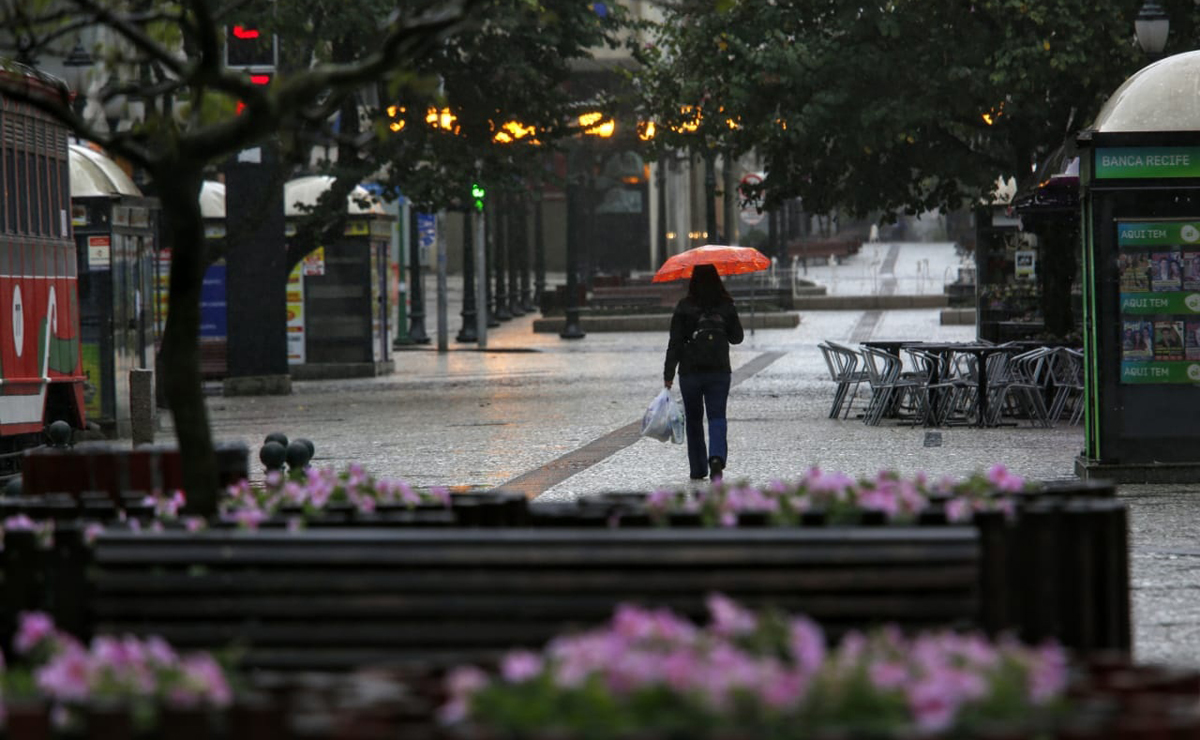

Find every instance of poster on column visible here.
[1117,220,1200,383]
[286,263,305,364]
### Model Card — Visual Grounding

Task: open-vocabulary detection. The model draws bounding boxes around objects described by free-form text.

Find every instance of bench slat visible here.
[92,593,977,641]
[91,591,978,620]
[90,564,980,595]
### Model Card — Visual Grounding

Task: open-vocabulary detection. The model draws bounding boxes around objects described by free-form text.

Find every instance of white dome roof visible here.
[1092,51,1200,133]
[69,144,141,197]
[200,181,225,219]
[285,175,384,217]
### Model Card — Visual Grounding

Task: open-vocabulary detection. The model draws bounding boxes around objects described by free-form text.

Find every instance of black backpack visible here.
[687,307,729,370]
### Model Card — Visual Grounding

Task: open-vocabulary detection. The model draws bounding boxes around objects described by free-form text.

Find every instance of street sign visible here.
[739,172,765,226]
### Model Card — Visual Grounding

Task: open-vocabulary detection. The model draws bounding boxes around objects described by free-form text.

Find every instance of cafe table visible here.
[916,343,1025,427]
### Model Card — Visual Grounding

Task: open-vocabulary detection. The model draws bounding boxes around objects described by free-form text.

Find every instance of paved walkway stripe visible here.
[501,351,787,499]
[848,243,900,343]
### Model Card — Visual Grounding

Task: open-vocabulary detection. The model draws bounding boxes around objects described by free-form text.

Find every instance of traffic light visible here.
[471,183,485,212]
[225,24,276,70]
[235,72,273,115]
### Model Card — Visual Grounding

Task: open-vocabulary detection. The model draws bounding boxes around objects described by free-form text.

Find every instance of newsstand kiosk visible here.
[1077,50,1200,482]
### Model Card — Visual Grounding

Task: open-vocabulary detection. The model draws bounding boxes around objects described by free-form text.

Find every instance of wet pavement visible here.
[167,243,1198,668]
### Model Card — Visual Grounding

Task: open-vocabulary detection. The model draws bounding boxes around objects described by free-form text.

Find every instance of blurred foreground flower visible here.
[443,594,1067,738]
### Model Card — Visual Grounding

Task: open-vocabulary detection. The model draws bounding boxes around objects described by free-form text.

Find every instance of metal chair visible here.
[1045,348,1086,425]
[819,342,868,420]
[860,345,926,426]
[989,348,1052,427]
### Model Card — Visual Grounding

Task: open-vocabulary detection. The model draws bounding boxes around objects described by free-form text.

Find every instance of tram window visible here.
[48,159,57,237]
[38,154,49,236]
[15,149,25,234]
[5,147,15,234]
[0,138,5,233]
[32,152,44,236]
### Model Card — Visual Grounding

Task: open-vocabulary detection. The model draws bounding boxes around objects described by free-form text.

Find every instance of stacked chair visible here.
[818,341,870,420]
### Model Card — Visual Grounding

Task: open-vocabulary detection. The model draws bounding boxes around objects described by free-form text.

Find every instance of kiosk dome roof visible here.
[69,144,141,197]
[200,181,226,219]
[1092,50,1200,133]
[285,176,384,217]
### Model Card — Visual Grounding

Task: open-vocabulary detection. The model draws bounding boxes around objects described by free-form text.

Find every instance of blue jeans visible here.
[679,372,731,479]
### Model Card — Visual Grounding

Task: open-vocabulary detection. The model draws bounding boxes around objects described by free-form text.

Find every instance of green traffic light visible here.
[471,183,485,200]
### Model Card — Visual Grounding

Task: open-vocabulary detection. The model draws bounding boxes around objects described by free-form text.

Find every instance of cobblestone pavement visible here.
[167,243,1198,668]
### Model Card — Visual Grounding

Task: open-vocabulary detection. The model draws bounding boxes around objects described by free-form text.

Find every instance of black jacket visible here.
[664,296,744,382]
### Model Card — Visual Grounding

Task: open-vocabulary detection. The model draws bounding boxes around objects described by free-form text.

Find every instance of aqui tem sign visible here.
[739,172,765,226]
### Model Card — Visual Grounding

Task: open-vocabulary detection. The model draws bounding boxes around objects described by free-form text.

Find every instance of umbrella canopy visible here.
[652,245,771,283]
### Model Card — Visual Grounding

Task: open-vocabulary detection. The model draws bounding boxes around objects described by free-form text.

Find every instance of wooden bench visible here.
[1,490,1130,674]
[788,238,861,266]
[33,526,981,673]
[17,441,249,501]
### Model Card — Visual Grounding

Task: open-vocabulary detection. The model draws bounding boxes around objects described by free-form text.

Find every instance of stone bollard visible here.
[129,368,155,446]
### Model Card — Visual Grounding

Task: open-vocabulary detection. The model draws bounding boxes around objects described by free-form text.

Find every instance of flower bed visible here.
[441,596,1196,740]
[441,594,1068,738]
[0,613,232,733]
[1,464,1111,536]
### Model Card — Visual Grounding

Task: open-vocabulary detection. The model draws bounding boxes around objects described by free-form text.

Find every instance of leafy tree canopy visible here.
[634,0,1196,216]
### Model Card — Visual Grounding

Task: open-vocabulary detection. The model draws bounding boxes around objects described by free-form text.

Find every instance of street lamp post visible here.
[456,207,478,343]
[704,151,718,243]
[656,158,668,267]
[560,165,586,339]
[484,198,500,327]
[493,193,512,321]
[1135,0,1170,59]
[407,208,430,343]
[507,190,525,317]
[534,190,546,310]
[61,40,93,117]
[518,193,534,313]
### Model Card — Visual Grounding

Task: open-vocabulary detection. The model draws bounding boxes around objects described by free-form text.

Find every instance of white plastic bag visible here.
[642,389,685,444]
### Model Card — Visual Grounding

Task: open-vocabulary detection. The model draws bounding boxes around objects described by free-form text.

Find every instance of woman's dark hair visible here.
[687,264,731,308]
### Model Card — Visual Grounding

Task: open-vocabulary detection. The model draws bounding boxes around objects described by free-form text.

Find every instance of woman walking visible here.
[663,264,744,482]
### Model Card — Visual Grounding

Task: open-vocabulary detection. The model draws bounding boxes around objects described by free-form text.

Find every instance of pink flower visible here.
[985,464,1026,493]
[233,509,266,530]
[907,676,960,732]
[429,487,452,507]
[144,636,178,667]
[661,649,699,692]
[15,612,57,654]
[1028,642,1068,704]
[500,650,544,683]
[3,514,37,531]
[869,660,909,690]
[788,617,825,674]
[707,593,757,636]
[83,522,105,545]
[92,635,132,669]
[180,653,232,707]
[445,665,489,699]
[945,497,972,523]
[36,644,93,701]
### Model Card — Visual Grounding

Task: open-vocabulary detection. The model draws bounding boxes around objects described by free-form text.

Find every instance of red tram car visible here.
[0,64,86,468]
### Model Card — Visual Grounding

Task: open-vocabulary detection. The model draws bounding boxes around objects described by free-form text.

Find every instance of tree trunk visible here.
[155,167,219,514]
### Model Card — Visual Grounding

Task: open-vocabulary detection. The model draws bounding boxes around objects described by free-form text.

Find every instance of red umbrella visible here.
[652,244,771,283]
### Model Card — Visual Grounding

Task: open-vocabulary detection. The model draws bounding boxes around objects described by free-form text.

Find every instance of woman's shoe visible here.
[708,456,725,482]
